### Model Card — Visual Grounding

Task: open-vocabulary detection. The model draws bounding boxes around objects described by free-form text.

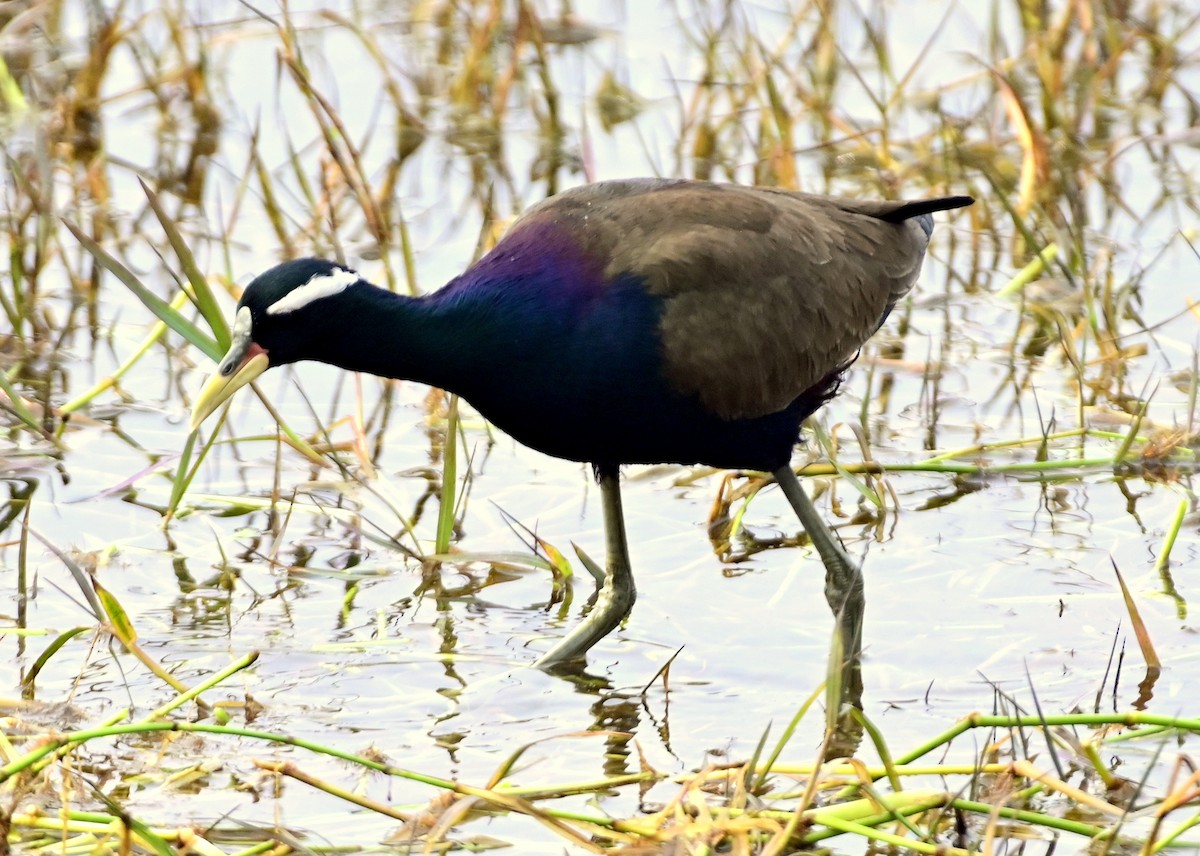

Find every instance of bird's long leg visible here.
[772,465,864,658]
[534,465,636,669]
[774,465,865,755]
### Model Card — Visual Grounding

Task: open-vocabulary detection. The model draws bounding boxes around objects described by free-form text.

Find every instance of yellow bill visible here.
[188,306,270,431]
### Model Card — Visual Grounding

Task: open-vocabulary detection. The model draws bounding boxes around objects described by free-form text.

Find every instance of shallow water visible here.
[1,1,1198,852]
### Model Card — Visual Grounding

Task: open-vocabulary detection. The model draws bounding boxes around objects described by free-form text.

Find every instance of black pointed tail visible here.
[878,195,974,223]
[881,195,973,238]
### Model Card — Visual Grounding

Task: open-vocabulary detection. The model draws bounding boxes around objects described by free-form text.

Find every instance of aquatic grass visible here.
[434,396,460,554]
[0,369,46,441]
[61,218,222,363]
[21,522,247,710]
[710,420,1197,560]
[2,0,1199,853]
[6,699,1200,853]
[492,502,583,589]
[139,178,230,350]
[58,291,191,418]
[64,198,330,484]
[1155,496,1189,573]
[184,490,422,559]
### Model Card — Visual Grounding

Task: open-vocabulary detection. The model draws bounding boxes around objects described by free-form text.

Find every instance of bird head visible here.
[188,258,362,431]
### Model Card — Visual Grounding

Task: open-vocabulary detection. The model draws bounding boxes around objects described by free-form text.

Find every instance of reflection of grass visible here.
[0,0,1197,852]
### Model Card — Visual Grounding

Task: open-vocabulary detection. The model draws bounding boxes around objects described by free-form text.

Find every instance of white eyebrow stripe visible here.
[266,267,360,315]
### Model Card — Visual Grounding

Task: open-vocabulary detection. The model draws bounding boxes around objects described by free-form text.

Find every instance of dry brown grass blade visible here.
[1110,557,1162,672]
[988,68,1050,218]
[275,33,389,260]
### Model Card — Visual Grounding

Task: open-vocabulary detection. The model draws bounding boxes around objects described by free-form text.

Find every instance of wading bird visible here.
[189,179,972,668]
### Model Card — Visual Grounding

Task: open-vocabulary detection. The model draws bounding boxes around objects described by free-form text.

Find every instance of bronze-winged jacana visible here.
[189,178,973,668]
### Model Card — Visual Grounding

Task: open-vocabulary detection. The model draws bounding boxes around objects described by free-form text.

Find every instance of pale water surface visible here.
[1,1,1198,851]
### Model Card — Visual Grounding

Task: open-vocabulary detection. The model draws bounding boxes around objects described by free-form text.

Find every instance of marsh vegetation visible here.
[1,0,1198,852]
